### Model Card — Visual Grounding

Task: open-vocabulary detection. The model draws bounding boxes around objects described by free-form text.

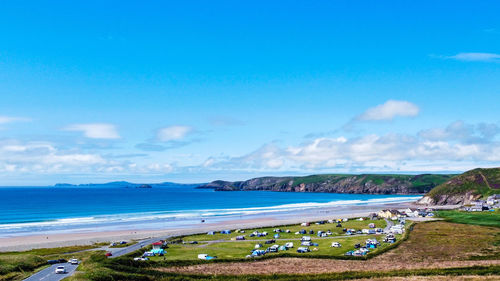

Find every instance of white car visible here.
[69,258,79,265]
[55,266,66,274]
[133,257,149,261]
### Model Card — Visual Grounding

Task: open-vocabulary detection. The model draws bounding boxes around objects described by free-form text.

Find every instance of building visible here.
[378,209,403,219]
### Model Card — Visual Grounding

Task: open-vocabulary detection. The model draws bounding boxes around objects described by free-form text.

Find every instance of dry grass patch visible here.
[355,276,500,281]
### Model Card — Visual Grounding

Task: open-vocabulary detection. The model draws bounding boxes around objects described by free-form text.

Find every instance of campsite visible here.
[142,217,405,261]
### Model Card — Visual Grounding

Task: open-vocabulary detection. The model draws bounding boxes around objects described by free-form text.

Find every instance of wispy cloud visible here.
[135,125,199,152]
[443,52,500,62]
[355,100,419,122]
[63,123,120,139]
[0,115,30,124]
[157,125,193,142]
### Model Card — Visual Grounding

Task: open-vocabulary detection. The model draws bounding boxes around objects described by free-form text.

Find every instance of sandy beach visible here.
[0,201,456,252]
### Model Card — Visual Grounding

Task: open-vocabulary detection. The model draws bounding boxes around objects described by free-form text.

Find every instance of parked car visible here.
[105,252,113,257]
[301,241,312,246]
[55,266,66,274]
[267,245,279,253]
[265,239,275,244]
[133,257,149,261]
[69,258,79,265]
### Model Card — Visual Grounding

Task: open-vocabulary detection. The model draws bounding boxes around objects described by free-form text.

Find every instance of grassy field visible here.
[157,221,500,275]
[183,218,386,242]
[153,233,395,261]
[144,218,390,261]
[57,221,500,281]
[8,217,500,281]
[437,209,500,228]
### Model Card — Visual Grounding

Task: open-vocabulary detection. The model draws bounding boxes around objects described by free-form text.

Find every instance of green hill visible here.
[419,168,500,205]
[198,173,453,195]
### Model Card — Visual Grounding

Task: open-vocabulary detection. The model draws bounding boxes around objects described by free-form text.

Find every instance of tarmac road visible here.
[108,237,160,258]
[23,263,79,281]
[384,218,394,232]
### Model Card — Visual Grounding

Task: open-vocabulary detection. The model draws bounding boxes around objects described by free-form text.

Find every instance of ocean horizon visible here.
[0,184,421,238]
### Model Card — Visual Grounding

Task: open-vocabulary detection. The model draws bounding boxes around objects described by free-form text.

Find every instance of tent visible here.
[198,254,217,260]
[150,248,165,255]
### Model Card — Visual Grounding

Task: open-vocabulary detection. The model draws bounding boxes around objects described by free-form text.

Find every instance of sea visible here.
[0,185,421,238]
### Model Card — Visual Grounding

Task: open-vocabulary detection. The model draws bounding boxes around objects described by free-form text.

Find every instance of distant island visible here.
[54,181,202,189]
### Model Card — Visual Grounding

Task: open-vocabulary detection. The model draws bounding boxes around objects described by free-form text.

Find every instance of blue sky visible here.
[0,1,499,185]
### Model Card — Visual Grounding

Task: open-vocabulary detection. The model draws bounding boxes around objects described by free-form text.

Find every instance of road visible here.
[384,218,394,233]
[23,263,79,281]
[108,237,160,258]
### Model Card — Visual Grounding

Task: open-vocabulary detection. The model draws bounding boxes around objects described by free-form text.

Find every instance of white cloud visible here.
[447,52,500,62]
[0,140,179,177]
[0,140,108,174]
[157,125,193,142]
[0,116,30,124]
[356,100,420,121]
[202,121,500,173]
[64,123,120,139]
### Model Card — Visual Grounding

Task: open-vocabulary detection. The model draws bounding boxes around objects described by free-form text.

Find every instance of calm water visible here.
[0,185,421,237]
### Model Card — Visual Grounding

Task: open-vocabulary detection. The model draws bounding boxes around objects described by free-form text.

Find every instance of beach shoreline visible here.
[0,201,457,252]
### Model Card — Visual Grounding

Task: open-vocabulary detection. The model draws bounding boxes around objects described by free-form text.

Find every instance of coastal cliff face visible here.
[418,167,500,205]
[198,174,452,195]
